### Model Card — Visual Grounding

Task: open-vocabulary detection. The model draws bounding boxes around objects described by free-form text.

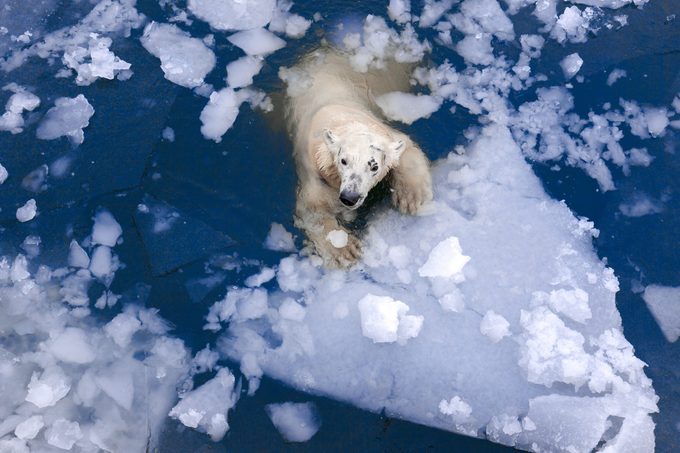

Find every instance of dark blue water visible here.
[0,0,678,451]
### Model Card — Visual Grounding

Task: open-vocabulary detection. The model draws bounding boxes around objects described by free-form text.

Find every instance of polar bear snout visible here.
[339,190,361,208]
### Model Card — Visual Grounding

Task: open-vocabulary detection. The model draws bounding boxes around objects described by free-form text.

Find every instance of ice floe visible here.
[209,125,658,451]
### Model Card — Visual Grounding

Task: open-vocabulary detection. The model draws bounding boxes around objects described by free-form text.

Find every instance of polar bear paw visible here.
[392,180,433,215]
[314,232,362,268]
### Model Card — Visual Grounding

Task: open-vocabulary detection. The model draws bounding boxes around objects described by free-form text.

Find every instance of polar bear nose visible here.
[340,190,360,207]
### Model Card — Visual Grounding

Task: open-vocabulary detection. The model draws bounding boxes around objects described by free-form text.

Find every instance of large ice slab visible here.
[212,125,658,451]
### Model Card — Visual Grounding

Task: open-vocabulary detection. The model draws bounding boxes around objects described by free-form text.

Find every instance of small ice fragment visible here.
[418,237,470,278]
[36,95,94,145]
[560,53,583,80]
[169,368,238,441]
[187,0,276,31]
[245,267,276,287]
[162,126,175,141]
[606,68,626,86]
[357,294,423,344]
[45,419,82,450]
[439,396,472,422]
[388,0,412,24]
[227,28,286,56]
[326,229,348,248]
[91,210,122,247]
[199,88,242,142]
[279,298,306,322]
[14,415,44,440]
[479,310,510,342]
[265,402,321,442]
[0,163,7,183]
[141,22,216,88]
[264,223,296,252]
[375,92,441,125]
[16,199,37,222]
[89,246,113,278]
[104,312,142,348]
[644,107,669,137]
[642,285,680,342]
[47,327,96,364]
[25,368,71,408]
[226,55,264,88]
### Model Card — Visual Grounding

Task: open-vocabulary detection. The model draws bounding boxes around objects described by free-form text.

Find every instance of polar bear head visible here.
[319,126,405,209]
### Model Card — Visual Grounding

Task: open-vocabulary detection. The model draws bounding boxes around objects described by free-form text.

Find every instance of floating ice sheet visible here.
[212,125,658,451]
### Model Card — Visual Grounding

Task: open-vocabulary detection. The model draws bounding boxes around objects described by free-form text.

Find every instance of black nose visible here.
[340,191,360,207]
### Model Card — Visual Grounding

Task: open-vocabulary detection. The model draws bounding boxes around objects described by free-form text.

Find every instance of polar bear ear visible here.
[385,139,405,168]
[323,128,341,153]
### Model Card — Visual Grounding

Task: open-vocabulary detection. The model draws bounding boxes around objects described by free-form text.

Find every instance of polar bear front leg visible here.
[390,142,433,214]
[294,184,362,268]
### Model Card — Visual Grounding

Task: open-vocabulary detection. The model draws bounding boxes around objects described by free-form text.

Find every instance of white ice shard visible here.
[36,94,94,145]
[141,22,216,88]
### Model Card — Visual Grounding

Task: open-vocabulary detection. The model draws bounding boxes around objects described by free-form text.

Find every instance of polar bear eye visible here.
[341,159,347,166]
[370,163,379,172]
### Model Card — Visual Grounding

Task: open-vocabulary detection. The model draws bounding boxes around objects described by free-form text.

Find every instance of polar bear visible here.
[284,49,433,267]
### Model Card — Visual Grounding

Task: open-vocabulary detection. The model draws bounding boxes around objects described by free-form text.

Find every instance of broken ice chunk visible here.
[200,88,242,143]
[104,312,142,348]
[141,22,216,88]
[47,327,96,364]
[14,415,44,440]
[326,229,348,248]
[89,246,113,279]
[0,85,40,134]
[376,92,441,125]
[227,28,286,56]
[265,402,321,442]
[62,35,131,86]
[25,367,71,408]
[418,237,470,279]
[560,52,583,80]
[357,294,423,344]
[15,199,37,222]
[245,267,276,287]
[169,368,238,441]
[91,210,122,247]
[642,285,680,342]
[226,55,264,88]
[45,419,83,450]
[36,94,94,145]
[479,310,510,342]
[0,163,7,184]
[439,396,472,423]
[264,223,296,252]
[187,0,276,31]
[68,240,90,268]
